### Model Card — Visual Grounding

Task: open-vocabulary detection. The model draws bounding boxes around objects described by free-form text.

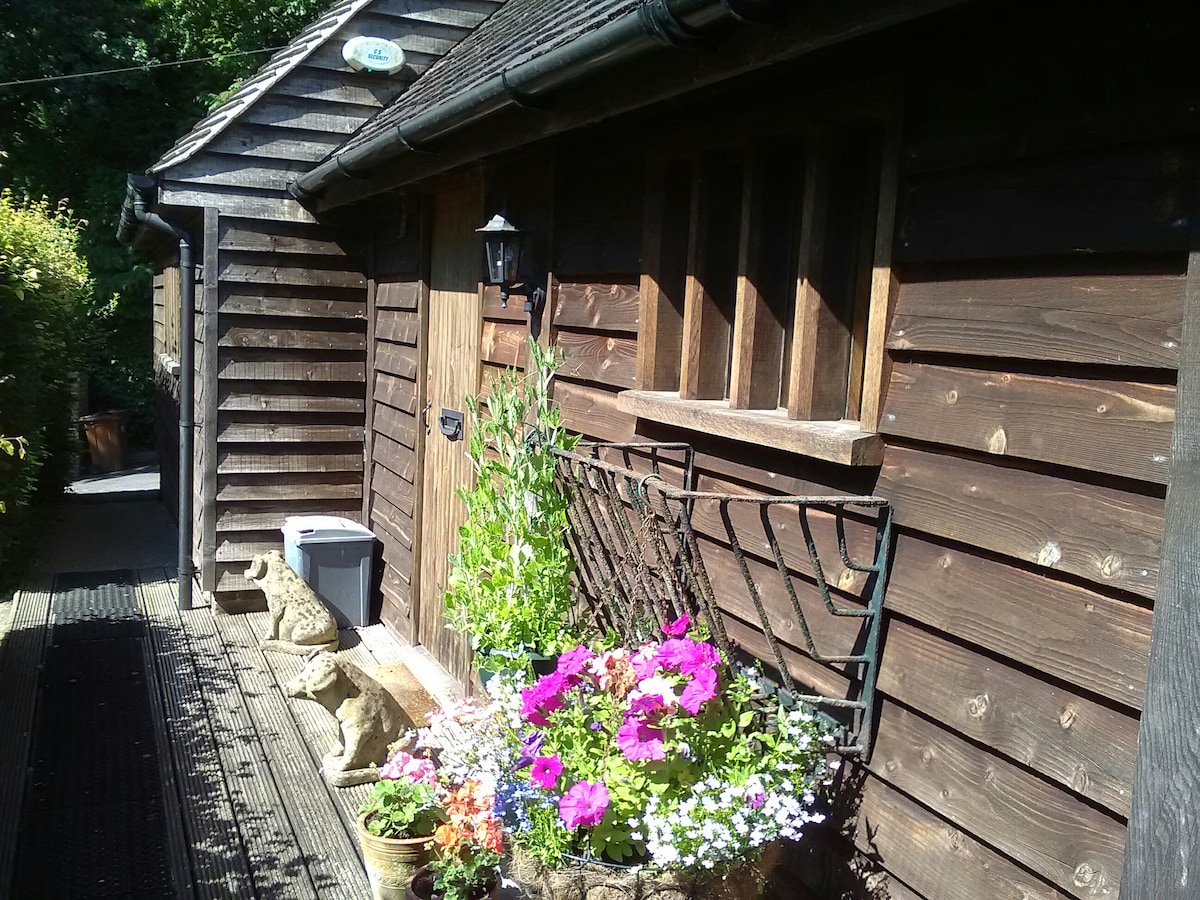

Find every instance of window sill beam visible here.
[616,390,883,467]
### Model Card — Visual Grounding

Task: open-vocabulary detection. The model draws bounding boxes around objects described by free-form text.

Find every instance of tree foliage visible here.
[0,0,327,439]
[0,191,90,573]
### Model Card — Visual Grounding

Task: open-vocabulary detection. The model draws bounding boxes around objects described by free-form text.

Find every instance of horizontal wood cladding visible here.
[878,444,1163,599]
[553,281,641,331]
[217,350,365,382]
[217,448,362,475]
[870,700,1125,895]
[877,618,1137,818]
[376,309,420,345]
[886,533,1151,711]
[881,362,1174,484]
[218,384,364,414]
[555,332,637,389]
[216,501,360,533]
[218,218,351,257]
[851,774,1071,900]
[218,254,366,290]
[374,341,418,380]
[481,320,527,368]
[376,280,420,309]
[206,123,347,164]
[372,432,416,484]
[898,139,1191,263]
[217,421,364,443]
[888,271,1184,368]
[216,473,362,502]
[218,321,366,352]
[552,379,636,443]
[374,371,417,416]
[219,287,366,320]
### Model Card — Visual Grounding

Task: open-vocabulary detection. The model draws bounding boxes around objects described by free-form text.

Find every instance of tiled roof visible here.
[339,0,640,154]
[149,0,374,174]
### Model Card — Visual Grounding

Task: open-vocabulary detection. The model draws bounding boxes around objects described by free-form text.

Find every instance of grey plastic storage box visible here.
[281,515,376,628]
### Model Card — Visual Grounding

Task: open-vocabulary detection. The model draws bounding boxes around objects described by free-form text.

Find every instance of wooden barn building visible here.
[120,0,504,605]
[123,0,1200,896]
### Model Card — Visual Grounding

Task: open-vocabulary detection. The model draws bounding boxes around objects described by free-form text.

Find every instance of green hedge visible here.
[0,191,90,585]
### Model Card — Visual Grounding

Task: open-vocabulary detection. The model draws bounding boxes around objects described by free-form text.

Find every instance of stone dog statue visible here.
[244,550,338,656]
[285,651,409,787]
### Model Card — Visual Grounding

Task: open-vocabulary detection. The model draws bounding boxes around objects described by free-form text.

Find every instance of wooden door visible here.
[417,176,482,684]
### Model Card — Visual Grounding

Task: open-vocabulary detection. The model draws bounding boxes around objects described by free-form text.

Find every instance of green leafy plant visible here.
[445,338,583,665]
[360,748,444,838]
[0,191,90,581]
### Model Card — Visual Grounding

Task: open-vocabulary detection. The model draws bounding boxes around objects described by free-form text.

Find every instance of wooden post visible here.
[200,207,219,594]
[1121,219,1200,894]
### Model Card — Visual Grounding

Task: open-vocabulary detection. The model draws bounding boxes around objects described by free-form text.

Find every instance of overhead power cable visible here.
[0,46,286,89]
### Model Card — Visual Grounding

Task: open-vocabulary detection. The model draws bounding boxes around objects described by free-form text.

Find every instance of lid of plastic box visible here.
[281,515,376,544]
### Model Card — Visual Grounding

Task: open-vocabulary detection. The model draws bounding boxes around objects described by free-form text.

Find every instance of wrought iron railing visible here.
[552,442,891,760]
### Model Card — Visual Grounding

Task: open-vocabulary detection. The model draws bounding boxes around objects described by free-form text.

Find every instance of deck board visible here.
[213,609,370,899]
[183,599,321,898]
[138,568,256,899]
[0,576,51,896]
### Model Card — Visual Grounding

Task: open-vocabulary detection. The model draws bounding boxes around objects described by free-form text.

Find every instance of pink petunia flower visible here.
[658,638,720,677]
[521,671,568,725]
[678,665,719,715]
[530,754,564,789]
[380,749,436,784]
[556,646,596,681]
[616,716,666,761]
[662,614,690,637]
[558,781,610,829]
[630,674,679,709]
[631,644,661,679]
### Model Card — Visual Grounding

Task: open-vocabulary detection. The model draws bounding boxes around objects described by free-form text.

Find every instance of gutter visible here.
[117,174,196,612]
[290,0,784,205]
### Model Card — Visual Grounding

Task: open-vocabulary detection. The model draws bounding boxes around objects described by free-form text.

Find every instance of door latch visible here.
[439,408,464,441]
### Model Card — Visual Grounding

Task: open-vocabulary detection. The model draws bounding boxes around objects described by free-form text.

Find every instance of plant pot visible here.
[357,813,434,900]
[406,866,498,900]
[509,845,773,900]
[476,649,557,688]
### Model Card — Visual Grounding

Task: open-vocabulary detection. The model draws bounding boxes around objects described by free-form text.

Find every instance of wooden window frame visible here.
[624,89,900,467]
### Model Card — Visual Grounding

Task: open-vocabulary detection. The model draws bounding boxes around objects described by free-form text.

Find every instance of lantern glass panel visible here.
[483,236,521,284]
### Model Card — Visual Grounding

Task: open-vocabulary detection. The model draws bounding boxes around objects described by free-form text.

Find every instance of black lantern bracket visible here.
[476,210,548,324]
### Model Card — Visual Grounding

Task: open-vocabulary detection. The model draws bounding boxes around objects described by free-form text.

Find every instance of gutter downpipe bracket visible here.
[117,174,197,612]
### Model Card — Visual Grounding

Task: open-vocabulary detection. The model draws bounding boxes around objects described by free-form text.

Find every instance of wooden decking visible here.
[0,566,455,899]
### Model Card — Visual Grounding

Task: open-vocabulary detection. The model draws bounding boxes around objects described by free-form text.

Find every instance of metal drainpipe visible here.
[289,0,770,205]
[120,176,196,611]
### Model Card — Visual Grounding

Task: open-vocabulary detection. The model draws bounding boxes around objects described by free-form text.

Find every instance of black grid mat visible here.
[10,570,176,898]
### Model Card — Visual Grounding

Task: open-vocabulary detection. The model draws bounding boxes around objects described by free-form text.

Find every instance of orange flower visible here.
[433,823,459,848]
[475,819,504,855]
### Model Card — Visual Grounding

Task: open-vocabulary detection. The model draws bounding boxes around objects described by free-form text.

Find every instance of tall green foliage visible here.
[0,191,90,571]
[446,340,582,663]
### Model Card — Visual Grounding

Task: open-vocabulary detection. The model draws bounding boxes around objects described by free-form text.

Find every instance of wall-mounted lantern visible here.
[476,211,545,317]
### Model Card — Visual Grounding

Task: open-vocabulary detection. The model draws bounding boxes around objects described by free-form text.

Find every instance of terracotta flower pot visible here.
[357,813,434,900]
[406,866,498,900]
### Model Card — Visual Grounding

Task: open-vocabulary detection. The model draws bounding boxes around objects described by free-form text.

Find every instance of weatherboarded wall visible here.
[363,205,426,640]
[354,12,1194,897]
[209,215,369,603]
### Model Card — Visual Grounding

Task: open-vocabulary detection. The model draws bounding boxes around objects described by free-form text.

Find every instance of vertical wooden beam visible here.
[858,125,903,432]
[730,147,794,410]
[637,161,689,391]
[787,131,836,419]
[408,195,433,646]
[681,155,739,400]
[362,227,377,529]
[1121,214,1200,896]
[199,207,219,594]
